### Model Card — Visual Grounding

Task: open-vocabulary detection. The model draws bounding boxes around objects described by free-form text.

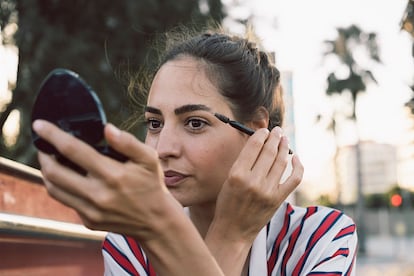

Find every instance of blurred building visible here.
[280,71,296,152]
[280,71,297,203]
[336,142,398,204]
[397,107,414,191]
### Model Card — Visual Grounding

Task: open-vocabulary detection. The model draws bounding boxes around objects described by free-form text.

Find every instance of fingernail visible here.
[273,126,283,137]
[32,120,44,132]
[107,123,121,137]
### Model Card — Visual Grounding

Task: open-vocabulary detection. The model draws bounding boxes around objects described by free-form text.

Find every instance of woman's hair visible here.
[127,26,285,131]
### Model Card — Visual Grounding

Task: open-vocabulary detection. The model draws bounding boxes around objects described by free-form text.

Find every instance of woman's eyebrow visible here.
[144,106,162,115]
[144,104,212,115]
[174,104,211,115]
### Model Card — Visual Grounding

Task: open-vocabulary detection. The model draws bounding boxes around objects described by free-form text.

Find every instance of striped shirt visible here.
[102,202,357,275]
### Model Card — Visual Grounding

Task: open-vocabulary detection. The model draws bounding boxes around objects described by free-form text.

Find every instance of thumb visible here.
[104,124,157,165]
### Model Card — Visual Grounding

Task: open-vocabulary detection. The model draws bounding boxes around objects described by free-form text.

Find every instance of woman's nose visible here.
[155,125,181,159]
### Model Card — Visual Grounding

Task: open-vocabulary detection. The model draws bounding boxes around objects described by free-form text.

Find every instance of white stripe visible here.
[249,227,267,275]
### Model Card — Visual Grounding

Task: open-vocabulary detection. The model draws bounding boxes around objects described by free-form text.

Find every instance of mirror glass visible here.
[31,68,127,173]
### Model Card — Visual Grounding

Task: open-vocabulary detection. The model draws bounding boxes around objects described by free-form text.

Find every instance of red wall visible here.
[0,234,104,275]
[0,158,105,275]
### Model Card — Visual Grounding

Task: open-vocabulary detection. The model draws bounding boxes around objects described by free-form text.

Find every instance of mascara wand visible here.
[214,113,255,135]
[214,113,293,154]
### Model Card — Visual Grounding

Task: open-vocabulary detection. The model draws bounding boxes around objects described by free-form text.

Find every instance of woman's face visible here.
[145,57,248,207]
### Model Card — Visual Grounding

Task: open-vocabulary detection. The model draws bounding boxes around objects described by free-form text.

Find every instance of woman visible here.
[33,27,357,275]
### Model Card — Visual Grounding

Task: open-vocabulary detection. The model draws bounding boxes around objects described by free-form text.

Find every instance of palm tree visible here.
[323,24,381,254]
[316,112,342,209]
[324,25,380,119]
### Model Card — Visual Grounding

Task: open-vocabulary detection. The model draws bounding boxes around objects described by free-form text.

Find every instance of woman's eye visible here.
[185,118,208,130]
[146,118,163,131]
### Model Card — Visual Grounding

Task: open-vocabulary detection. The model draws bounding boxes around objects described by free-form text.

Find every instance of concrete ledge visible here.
[0,157,43,184]
[0,157,83,223]
[0,213,106,241]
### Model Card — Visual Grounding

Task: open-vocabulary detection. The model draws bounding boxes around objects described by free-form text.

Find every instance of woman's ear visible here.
[249,106,269,130]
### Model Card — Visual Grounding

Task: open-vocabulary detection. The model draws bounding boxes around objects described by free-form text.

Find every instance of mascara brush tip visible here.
[214,113,230,123]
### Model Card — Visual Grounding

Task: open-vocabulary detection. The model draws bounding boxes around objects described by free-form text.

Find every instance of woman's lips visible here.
[164,170,187,187]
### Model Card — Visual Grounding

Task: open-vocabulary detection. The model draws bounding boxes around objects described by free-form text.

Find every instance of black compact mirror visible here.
[31,68,127,173]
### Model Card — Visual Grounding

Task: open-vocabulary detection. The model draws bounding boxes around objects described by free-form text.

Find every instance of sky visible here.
[224,0,414,198]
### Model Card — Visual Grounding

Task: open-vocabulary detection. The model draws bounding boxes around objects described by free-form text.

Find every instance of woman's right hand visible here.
[34,119,225,275]
[33,119,181,240]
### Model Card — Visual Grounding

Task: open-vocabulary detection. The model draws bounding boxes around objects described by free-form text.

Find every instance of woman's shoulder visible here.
[269,201,357,243]
[265,202,357,275]
[274,201,355,225]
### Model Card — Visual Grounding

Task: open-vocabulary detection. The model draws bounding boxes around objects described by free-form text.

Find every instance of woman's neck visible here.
[188,203,252,276]
[188,203,216,238]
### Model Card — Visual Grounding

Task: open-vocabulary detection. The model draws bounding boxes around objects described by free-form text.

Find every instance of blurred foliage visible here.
[401,0,414,114]
[0,0,224,168]
[401,0,414,37]
[0,0,16,39]
[365,193,389,209]
[315,194,336,208]
[323,24,380,120]
[406,93,414,114]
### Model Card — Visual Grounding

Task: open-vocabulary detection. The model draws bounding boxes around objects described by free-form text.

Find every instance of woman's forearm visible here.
[138,197,224,276]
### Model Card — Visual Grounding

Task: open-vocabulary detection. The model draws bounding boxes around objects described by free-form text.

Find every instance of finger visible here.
[251,127,285,179]
[38,151,97,199]
[104,123,159,165]
[42,175,105,230]
[43,175,91,213]
[266,135,290,183]
[38,151,113,226]
[277,154,304,198]
[33,120,115,175]
[232,128,270,171]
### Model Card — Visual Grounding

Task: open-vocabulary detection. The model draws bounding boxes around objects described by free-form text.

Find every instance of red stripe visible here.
[125,237,157,276]
[126,237,148,271]
[267,203,294,275]
[345,252,356,276]
[280,206,317,276]
[334,224,356,240]
[292,210,342,275]
[333,248,349,258]
[103,239,140,276]
[314,247,350,268]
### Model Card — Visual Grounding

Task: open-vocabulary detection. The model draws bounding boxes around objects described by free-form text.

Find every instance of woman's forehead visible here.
[147,58,229,110]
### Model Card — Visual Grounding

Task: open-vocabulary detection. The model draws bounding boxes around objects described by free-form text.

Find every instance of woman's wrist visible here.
[204,221,254,276]
[206,217,257,245]
[136,195,224,275]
